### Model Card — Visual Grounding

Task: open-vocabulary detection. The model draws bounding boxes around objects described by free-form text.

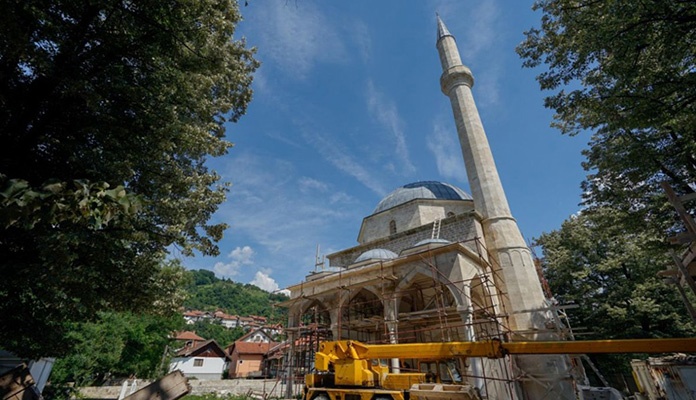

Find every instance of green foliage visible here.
[535,208,695,373]
[519,3,696,375]
[517,0,696,235]
[49,311,185,388]
[0,0,258,358]
[192,269,219,286]
[189,321,245,348]
[184,269,289,322]
[0,178,141,230]
[45,267,286,391]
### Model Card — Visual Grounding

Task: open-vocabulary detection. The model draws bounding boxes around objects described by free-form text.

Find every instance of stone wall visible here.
[78,379,290,400]
[329,213,482,267]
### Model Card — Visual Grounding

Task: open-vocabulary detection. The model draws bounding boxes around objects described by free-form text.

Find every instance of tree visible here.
[517,0,696,235]
[191,268,219,287]
[49,311,185,388]
[189,320,244,348]
[535,208,695,374]
[0,0,258,358]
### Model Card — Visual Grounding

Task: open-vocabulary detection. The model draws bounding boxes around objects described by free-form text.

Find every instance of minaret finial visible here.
[436,13,453,41]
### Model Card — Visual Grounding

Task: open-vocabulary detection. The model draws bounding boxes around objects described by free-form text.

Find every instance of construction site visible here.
[5,13,693,400]
[270,16,696,400]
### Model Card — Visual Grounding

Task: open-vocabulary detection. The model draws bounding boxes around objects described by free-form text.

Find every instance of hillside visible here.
[184,269,289,323]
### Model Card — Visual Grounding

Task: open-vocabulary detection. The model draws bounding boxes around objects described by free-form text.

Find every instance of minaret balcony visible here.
[440,65,474,94]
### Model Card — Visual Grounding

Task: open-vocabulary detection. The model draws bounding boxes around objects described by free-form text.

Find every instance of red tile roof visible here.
[173,331,205,341]
[230,341,278,355]
[176,339,231,360]
[183,310,202,316]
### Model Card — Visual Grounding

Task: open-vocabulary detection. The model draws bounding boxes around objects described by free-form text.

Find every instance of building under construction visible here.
[278,16,586,400]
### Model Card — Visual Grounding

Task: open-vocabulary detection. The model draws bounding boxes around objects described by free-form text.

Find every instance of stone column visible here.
[384,296,400,373]
[457,300,485,393]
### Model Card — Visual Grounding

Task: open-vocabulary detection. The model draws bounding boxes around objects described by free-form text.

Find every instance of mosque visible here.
[282,17,580,400]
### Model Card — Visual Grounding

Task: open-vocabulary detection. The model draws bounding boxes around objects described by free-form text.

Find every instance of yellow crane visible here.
[303,338,696,400]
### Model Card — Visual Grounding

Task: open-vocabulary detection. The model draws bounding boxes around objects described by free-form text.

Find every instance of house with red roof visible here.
[225,328,278,378]
[168,339,230,380]
[182,310,212,325]
[213,310,240,329]
[171,331,206,350]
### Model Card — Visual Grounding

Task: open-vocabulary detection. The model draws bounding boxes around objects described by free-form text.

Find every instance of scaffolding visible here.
[659,182,696,323]
[272,236,588,398]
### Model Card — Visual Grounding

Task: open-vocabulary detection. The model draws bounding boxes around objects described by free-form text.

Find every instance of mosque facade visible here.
[283,17,579,400]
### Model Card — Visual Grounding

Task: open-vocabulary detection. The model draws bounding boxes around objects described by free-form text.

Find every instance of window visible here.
[389,220,397,235]
[194,358,204,367]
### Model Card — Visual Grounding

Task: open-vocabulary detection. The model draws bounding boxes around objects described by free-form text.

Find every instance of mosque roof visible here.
[373,181,472,214]
[414,238,451,247]
[355,248,398,263]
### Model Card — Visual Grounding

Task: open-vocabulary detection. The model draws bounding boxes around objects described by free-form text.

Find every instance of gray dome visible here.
[414,238,451,247]
[373,181,472,214]
[355,248,398,263]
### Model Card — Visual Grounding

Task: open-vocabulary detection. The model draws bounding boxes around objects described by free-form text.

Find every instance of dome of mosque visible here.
[413,238,451,247]
[355,248,398,263]
[373,181,472,214]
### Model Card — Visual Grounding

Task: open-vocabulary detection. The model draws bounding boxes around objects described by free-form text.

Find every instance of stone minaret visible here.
[436,16,576,399]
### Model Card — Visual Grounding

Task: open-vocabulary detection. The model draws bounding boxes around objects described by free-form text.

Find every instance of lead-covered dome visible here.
[373,181,472,214]
[355,248,398,263]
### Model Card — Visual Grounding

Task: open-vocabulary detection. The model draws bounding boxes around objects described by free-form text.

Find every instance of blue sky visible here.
[177,0,589,293]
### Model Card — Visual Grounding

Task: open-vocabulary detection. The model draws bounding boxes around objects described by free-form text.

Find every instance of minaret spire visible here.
[436,13,453,40]
[436,16,575,399]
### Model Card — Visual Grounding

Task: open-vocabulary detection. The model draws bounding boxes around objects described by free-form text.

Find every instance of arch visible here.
[299,299,331,327]
[394,270,463,342]
[339,288,385,342]
[342,288,383,322]
[396,265,466,306]
[393,259,500,343]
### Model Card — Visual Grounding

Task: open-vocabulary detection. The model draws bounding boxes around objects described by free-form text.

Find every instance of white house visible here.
[168,339,230,380]
[182,310,212,325]
[237,328,273,344]
[213,311,240,329]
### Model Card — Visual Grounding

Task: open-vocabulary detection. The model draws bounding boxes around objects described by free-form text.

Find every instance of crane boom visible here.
[305,338,696,400]
[315,338,696,370]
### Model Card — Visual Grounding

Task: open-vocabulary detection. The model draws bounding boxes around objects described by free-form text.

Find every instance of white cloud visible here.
[330,192,356,204]
[459,2,500,62]
[215,152,362,265]
[229,246,254,264]
[427,118,466,182]
[299,177,329,193]
[366,80,416,175]
[213,245,255,278]
[213,261,239,278]
[253,2,346,79]
[251,69,268,95]
[250,271,284,293]
[474,67,501,106]
[300,127,387,197]
[352,20,372,64]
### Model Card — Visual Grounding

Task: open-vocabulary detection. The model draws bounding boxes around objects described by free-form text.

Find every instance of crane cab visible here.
[418,359,465,384]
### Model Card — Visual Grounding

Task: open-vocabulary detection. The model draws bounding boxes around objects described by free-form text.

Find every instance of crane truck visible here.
[302,338,696,400]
